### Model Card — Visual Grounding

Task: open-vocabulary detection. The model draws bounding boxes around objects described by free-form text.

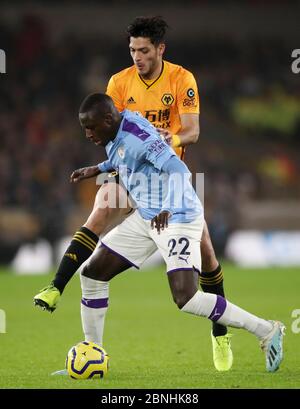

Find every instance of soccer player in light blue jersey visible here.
[34,16,232,373]
[97,111,202,225]
[70,93,284,373]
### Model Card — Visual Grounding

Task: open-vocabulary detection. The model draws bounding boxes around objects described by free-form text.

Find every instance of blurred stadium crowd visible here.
[0,9,300,263]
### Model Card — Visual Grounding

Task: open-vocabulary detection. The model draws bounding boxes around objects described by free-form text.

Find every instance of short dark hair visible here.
[126,16,169,46]
[79,93,114,115]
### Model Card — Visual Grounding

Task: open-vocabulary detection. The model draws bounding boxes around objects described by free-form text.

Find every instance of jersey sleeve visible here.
[106,76,124,112]
[97,159,115,173]
[176,69,200,115]
[160,156,191,214]
[125,129,176,171]
[144,137,176,171]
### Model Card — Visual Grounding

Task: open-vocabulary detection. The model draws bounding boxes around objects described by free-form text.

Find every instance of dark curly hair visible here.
[126,16,169,46]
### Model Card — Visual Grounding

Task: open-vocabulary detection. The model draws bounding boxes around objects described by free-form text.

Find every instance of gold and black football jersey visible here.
[106,60,200,158]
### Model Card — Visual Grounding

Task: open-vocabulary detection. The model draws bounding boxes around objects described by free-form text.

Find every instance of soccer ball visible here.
[66,341,109,379]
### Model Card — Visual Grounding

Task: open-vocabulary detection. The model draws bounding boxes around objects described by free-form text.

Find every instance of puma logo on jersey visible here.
[127,96,136,104]
[179,255,189,264]
[65,253,78,262]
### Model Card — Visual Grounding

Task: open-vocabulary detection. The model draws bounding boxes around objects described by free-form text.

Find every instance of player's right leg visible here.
[168,269,285,372]
[151,216,284,372]
[34,181,132,312]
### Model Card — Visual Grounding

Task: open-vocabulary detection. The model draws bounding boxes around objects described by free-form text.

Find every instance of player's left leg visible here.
[199,220,232,371]
[168,269,285,372]
[52,211,155,376]
[51,242,132,376]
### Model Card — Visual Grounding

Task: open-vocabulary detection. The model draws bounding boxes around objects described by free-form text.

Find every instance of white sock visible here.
[80,274,109,346]
[181,290,272,339]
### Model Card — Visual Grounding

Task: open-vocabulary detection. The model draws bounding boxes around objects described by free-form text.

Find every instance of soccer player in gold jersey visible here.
[34,16,233,372]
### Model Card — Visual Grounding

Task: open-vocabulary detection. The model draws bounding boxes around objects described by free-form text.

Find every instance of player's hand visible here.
[70,166,100,183]
[151,211,172,234]
[157,128,173,145]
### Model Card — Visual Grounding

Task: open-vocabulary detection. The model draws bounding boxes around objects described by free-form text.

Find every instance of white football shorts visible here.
[101,210,204,274]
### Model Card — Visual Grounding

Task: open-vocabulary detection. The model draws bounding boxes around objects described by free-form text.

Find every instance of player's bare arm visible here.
[158,113,199,147]
[70,165,101,183]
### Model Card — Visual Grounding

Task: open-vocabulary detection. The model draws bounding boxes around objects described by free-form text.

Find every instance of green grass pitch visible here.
[0,263,299,389]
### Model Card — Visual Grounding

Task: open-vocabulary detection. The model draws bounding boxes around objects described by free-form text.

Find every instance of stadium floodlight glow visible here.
[0,49,6,74]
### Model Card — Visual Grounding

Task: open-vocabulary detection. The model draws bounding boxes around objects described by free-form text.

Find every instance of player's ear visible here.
[104,112,113,126]
[158,43,165,57]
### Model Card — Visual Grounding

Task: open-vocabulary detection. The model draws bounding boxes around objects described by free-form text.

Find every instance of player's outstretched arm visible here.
[70,165,101,183]
[70,159,115,183]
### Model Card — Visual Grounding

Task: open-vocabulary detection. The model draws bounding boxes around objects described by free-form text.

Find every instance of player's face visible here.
[129,37,165,79]
[79,111,112,146]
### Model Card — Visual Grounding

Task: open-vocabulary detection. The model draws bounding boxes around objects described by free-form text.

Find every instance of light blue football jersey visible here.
[104,110,203,223]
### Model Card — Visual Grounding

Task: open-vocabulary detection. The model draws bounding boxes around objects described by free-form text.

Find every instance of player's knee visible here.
[201,229,215,255]
[90,198,124,222]
[169,269,199,309]
[93,206,111,221]
[95,182,127,210]
[84,207,110,235]
[201,233,218,271]
[82,259,106,282]
[201,247,217,270]
[172,291,194,310]
[82,263,96,281]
